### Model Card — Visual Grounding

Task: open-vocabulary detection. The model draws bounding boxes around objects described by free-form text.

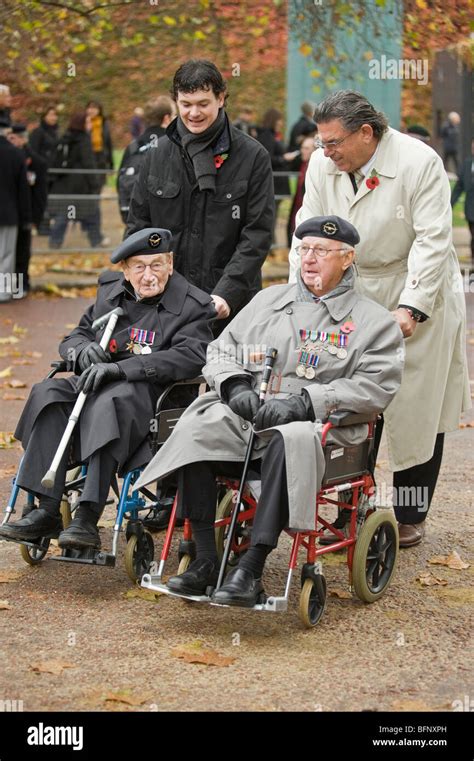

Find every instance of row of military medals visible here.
[296,328,350,379]
[126,327,155,355]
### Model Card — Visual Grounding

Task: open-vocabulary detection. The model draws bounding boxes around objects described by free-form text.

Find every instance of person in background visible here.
[287,135,316,246]
[0,118,31,302]
[287,101,316,152]
[130,107,145,140]
[0,85,12,126]
[49,110,106,250]
[451,138,474,269]
[29,107,60,167]
[233,106,257,138]
[7,124,48,295]
[406,124,431,145]
[117,96,176,224]
[256,108,299,239]
[85,100,114,188]
[440,111,461,174]
[29,106,60,236]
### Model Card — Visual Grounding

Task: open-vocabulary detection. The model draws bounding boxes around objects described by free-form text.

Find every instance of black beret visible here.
[407,124,430,138]
[11,123,27,134]
[295,215,360,247]
[111,228,173,263]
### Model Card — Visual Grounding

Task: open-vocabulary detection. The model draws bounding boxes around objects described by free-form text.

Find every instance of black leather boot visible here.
[0,508,63,541]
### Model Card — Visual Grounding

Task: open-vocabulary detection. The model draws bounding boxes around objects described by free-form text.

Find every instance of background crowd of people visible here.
[0,77,472,303]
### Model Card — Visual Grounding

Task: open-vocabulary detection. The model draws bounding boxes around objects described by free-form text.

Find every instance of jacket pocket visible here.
[146,176,181,199]
[211,180,248,204]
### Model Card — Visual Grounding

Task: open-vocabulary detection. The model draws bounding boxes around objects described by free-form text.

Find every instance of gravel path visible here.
[0,293,472,713]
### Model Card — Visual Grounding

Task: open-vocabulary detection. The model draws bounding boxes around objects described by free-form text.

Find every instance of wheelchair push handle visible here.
[258,347,278,403]
[41,308,123,490]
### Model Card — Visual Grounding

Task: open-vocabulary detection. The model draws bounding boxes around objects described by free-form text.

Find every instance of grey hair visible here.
[313,90,388,139]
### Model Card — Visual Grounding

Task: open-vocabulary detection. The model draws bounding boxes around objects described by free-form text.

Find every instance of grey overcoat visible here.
[136,271,404,530]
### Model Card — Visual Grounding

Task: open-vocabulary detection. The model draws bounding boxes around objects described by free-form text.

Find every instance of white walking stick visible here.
[41,306,124,489]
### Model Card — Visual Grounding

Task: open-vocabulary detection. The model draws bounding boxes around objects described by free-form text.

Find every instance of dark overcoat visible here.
[15,270,216,474]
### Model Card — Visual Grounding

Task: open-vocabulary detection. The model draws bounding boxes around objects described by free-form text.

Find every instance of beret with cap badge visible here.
[295,215,360,247]
[110,227,173,263]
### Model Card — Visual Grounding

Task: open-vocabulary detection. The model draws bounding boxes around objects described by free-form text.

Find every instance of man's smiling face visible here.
[176,88,225,134]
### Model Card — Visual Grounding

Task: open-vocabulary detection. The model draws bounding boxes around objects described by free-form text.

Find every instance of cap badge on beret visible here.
[148,233,162,247]
[322,221,338,236]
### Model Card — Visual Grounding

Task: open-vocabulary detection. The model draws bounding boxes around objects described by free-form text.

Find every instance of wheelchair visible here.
[141,410,399,628]
[0,360,205,583]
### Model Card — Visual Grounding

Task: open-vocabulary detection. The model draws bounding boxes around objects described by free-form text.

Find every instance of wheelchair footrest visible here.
[140,573,210,603]
[210,595,287,613]
[52,548,116,566]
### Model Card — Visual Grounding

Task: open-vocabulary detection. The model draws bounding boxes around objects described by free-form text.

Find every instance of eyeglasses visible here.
[314,130,358,151]
[127,262,169,275]
[296,244,350,259]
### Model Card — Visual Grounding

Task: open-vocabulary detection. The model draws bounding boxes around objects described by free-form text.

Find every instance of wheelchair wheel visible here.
[299,576,327,628]
[177,554,192,575]
[215,488,251,566]
[352,511,399,603]
[124,530,154,583]
[19,538,50,565]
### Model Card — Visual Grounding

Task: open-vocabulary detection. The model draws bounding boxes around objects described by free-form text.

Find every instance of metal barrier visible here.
[34,169,299,254]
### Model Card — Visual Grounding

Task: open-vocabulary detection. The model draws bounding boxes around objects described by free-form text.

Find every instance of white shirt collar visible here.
[359,142,381,177]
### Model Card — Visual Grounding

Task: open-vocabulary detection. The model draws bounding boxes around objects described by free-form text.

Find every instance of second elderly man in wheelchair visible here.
[0,228,216,552]
[135,215,405,609]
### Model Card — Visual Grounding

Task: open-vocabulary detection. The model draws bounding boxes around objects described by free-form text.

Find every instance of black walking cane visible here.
[215,346,278,591]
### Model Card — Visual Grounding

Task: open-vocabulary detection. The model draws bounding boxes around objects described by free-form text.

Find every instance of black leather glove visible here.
[254,393,314,430]
[77,362,125,394]
[77,342,111,372]
[222,377,260,422]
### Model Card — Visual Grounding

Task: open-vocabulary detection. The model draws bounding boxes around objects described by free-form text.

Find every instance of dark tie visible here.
[349,170,364,194]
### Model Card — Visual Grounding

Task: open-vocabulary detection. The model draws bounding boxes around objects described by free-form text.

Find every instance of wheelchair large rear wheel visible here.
[352,511,398,602]
[124,531,154,583]
[299,575,327,628]
[215,488,252,566]
[19,538,50,565]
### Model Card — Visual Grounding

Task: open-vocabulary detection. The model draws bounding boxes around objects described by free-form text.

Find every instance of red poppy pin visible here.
[109,339,118,354]
[365,169,380,190]
[214,153,229,169]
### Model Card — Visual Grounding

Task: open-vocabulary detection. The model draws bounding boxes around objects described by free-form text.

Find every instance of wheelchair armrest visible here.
[154,376,207,415]
[46,360,69,378]
[326,410,379,427]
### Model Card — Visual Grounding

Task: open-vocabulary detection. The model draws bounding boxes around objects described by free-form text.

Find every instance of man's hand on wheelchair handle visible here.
[77,341,111,372]
[254,393,314,430]
[77,362,125,394]
[222,377,260,422]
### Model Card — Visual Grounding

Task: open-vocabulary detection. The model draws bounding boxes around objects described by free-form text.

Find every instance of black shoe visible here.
[0,508,62,541]
[142,508,184,532]
[212,567,265,608]
[167,557,218,596]
[58,517,101,550]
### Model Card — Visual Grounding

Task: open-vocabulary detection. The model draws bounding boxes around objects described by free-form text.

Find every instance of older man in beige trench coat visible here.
[289,91,471,548]
[135,215,403,607]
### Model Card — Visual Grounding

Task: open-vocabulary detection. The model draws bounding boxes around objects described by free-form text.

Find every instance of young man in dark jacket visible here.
[126,59,275,328]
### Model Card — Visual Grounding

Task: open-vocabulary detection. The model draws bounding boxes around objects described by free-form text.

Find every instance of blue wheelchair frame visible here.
[1,360,204,580]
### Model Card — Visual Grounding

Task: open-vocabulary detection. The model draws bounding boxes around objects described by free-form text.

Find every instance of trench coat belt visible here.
[267,374,309,395]
[357,261,408,277]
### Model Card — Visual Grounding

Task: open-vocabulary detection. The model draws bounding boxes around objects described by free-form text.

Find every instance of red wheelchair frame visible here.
[141,412,399,628]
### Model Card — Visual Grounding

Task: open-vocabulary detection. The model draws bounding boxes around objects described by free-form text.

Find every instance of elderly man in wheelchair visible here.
[136,215,405,613]
[0,228,216,572]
